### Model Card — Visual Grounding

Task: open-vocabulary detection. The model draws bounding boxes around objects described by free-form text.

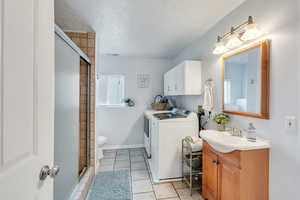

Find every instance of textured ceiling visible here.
[55,0,245,59]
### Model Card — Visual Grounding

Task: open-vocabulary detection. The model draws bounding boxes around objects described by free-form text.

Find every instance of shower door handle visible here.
[39,165,60,181]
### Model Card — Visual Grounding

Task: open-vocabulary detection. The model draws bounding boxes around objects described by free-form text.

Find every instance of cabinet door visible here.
[164,73,169,96]
[203,149,218,200]
[172,67,179,95]
[169,68,176,95]
[164,70,174,96]
[218,161,240,200]
[174,64,184,95]
[164,72,173,96]
[184,61,202,95]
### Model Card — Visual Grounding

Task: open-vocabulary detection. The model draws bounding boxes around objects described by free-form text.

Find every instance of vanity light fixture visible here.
[241,17,262,41]
[213,16,263,55]
[225,27,243,49]
[213,36,229,55]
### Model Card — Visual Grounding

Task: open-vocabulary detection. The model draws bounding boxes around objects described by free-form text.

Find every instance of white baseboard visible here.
[103,144,145,150]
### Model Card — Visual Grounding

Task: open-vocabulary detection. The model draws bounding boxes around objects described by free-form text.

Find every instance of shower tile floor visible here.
[94,148,203,200]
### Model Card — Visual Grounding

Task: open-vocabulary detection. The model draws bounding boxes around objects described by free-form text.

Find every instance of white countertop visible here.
[200,130,270,153]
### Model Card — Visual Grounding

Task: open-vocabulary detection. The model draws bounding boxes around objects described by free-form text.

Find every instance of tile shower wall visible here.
[79,59,89,175]
[66,32,96,169]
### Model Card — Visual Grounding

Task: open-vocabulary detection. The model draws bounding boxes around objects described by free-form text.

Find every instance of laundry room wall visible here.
[96,55,173,148]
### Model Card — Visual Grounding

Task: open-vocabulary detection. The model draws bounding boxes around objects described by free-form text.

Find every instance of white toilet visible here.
[97,136,107,160]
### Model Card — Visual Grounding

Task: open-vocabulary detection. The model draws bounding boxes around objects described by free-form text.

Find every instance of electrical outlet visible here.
[284,116,297,130]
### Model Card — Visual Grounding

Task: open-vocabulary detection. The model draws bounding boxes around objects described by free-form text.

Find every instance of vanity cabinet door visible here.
[218,161,240,200]
[203,149,219,200]
[203,141,269,200]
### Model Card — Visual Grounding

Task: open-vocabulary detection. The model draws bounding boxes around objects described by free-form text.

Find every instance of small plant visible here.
[122,98,135,107]
[213,113,230,131]
[213,113,230,125]
[122,98,131,103]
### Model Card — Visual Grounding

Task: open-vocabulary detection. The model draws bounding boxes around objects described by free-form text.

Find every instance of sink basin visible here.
[200,130,270,153]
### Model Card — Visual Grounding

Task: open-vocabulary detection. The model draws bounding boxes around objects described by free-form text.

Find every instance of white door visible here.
[0,0,55,199]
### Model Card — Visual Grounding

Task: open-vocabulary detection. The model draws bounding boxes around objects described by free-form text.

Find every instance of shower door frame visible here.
[78,58,92,179]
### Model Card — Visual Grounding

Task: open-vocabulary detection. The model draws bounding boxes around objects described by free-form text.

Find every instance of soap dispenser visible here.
[247,123,257,142]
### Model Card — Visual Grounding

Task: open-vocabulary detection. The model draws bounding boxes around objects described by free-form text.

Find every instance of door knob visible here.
[49,166,60,178]
[39,165,60,181]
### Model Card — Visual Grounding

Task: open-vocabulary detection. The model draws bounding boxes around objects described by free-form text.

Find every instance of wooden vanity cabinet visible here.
[202,141,269,200]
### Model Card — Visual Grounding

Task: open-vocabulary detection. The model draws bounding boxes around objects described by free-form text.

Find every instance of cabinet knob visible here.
[212,160,220,165]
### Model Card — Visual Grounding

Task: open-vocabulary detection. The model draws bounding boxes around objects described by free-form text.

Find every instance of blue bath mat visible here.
[88,170,132,200]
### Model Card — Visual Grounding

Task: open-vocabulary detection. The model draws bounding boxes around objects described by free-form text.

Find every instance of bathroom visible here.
[0,0,300,200]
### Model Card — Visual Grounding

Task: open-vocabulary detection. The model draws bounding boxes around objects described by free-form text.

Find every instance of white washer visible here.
[144,110,172,158]
[148,112,198,183]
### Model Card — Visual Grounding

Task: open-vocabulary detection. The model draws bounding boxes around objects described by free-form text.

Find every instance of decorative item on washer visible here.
[152,95,168,110]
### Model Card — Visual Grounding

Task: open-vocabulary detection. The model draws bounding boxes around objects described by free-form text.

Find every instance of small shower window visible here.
[97,74,125,107]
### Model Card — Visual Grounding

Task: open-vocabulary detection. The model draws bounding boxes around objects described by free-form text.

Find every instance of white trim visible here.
[103,144,144,150]
[0,0,3,167]
[54,24,91,64]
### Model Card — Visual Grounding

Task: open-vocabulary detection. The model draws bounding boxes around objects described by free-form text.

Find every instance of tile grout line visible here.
[129,150,134,200]
[171,182,182,200]
[131,148,156,199]
[143,149,181,200]
[144,150,158,200]
[104,148,194,200]
[113,152,116,170]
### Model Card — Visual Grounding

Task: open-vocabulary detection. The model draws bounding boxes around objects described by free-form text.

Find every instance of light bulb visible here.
[226,34,242,49]
[241,23,262,41]
[213,41,229,55]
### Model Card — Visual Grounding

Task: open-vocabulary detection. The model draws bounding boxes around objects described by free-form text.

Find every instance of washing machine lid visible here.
[153,110,191,120]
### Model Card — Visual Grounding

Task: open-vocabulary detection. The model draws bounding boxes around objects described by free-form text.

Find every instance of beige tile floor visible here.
[97,148,203,200]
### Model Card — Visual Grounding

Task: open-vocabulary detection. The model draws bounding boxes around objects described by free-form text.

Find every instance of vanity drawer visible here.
[203,142,240,168]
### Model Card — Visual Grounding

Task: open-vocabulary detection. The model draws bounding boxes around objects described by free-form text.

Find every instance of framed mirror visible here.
[221,40,270,119]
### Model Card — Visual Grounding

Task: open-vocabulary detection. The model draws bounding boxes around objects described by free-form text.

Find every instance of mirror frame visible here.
[221,40,270,119]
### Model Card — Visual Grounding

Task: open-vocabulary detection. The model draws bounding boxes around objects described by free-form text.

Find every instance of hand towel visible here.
[203,85,214,112]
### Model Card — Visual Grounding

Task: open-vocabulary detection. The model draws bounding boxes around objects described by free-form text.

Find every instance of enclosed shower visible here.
[54,26,92,200]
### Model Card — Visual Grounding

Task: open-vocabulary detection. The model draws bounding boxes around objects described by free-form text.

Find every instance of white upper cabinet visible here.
[164,60,202,96]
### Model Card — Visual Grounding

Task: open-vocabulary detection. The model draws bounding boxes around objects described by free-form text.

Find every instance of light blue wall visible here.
[173,0,300,199]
